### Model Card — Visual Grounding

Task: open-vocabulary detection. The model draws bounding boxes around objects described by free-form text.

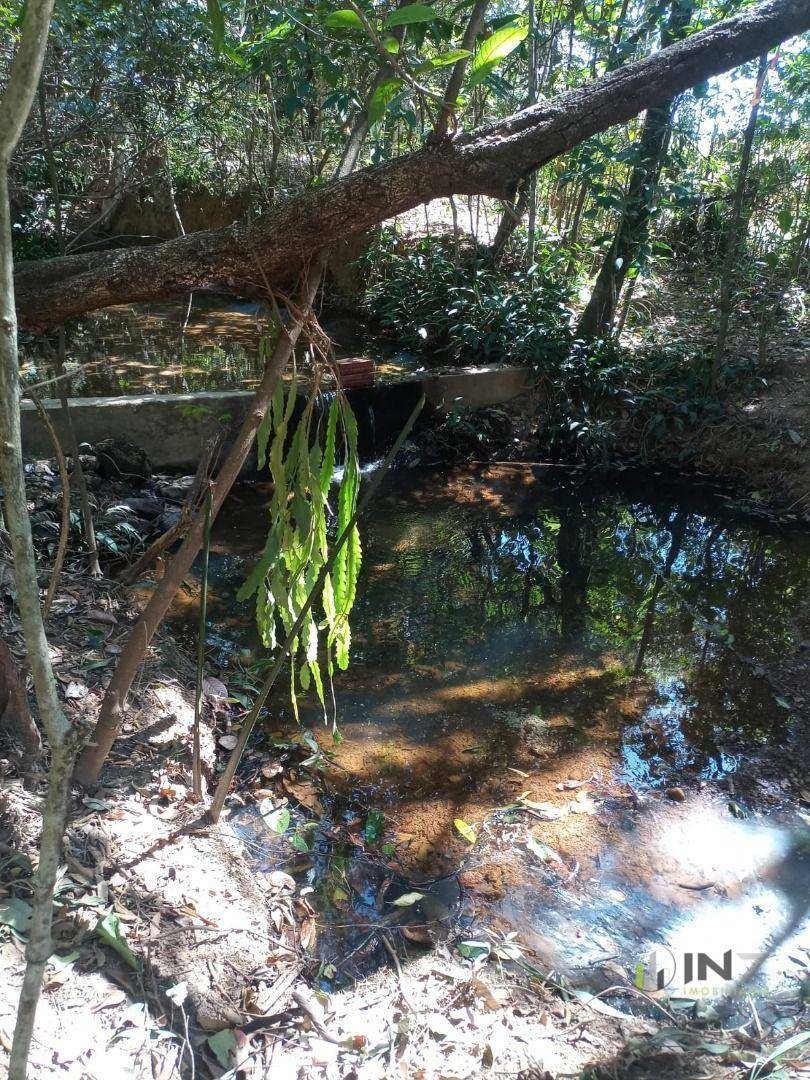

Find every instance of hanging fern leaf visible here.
[240,386,362,725]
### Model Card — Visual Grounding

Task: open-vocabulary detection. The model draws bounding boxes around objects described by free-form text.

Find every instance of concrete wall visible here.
[20,365,532,472]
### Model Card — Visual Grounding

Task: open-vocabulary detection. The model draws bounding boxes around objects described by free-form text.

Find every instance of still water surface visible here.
[176,464,810,1003]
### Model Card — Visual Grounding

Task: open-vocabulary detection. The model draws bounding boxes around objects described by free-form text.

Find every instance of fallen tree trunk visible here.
[15,0,810,333]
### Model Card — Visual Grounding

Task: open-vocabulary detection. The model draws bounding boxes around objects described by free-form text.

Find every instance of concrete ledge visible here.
[20,366,533,471]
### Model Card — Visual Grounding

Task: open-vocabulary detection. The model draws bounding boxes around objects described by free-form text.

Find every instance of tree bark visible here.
[711,52,770,384]
[0,637,43,762]
[577,0,695,339]
[1,4,82,1079]
[14,0,810,333]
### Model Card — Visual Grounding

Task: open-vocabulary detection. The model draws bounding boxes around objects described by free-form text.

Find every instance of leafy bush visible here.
[360,229,758,466]
[535,337,758,462]
[360,228,574,365]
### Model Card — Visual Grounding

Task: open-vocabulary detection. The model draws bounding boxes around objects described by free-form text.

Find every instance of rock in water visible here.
[95,439,152,480]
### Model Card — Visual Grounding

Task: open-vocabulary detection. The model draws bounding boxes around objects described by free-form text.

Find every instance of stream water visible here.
[174,463,810,1013]
[19,297,420,396]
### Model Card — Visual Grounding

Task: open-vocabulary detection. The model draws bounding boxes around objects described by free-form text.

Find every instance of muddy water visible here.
[180,465,810,1004]
[19,297,418,396]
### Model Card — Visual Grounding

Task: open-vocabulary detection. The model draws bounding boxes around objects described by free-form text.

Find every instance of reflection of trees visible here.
[644,518,807,749]
[222,476,810,739]
[556,504,592,641]
[633,511,689,675]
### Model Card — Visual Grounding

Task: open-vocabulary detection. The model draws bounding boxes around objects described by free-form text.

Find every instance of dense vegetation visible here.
[0,0,808,1076]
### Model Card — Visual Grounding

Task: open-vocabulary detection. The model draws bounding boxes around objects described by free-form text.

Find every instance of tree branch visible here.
[13,0,810,332]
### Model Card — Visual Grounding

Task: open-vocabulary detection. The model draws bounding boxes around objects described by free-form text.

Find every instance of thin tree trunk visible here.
[711,52,771,384]
[526,0,539,265]
[73,262,323,788]
[491,0,541,262]
[577,0,696,339]
[491,179,532,262]
[615,272,637,337]
[0,637,43,762]
[9,746,75,1077]
[0,5,80,1077]
[434,0,490,139]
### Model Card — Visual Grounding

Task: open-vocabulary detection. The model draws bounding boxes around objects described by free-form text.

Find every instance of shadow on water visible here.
[172,464,810,1005]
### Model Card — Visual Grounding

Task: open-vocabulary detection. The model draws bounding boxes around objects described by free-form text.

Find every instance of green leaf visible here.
[777,208,793,233]
[256,409,272,470]
[457,939,490,960]
[415,48,471,72]
[95,912,142,971]
[468,18,528,87]
[325,8,364,29]
[381,33,400,53]
[384,4,436,27]
[0,898,33,934]
[364,809,384,842]
[262,806,291,833]
[454,818,477,844]
[207,1029,236,1068]
[368,78,404,125]
[289,833,311,852]
[751,1031,810,1080]
[206,0,225,52]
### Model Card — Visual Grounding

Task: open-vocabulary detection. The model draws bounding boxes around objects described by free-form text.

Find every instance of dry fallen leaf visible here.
[267,870,296,892]
[470,976,508,1011]
[425,1012,456,1039]
[203,675,229,700]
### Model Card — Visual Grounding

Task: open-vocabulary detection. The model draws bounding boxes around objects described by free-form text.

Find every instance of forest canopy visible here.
[5,0,809,330]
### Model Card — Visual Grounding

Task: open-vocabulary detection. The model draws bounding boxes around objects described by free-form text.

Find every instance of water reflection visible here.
[176,466,810,994]
[18,296,419,397]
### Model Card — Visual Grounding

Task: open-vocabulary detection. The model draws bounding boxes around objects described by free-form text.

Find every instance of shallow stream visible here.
[175,464,810,1011]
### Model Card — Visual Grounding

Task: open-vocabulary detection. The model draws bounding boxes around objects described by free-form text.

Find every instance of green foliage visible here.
[238,381,362,723]
[533,337,736,461]
[361,231,757,465]
[468,17,528,87]
[384,4,437,27]
[361,229,574,365]
[368,78,405,125]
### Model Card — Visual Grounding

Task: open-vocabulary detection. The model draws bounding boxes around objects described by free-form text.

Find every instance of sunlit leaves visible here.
[468,17,528,87]
[384,4,437,27]
[415,48,471,72]
[324,8,364,30]
[368,78,405,125]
